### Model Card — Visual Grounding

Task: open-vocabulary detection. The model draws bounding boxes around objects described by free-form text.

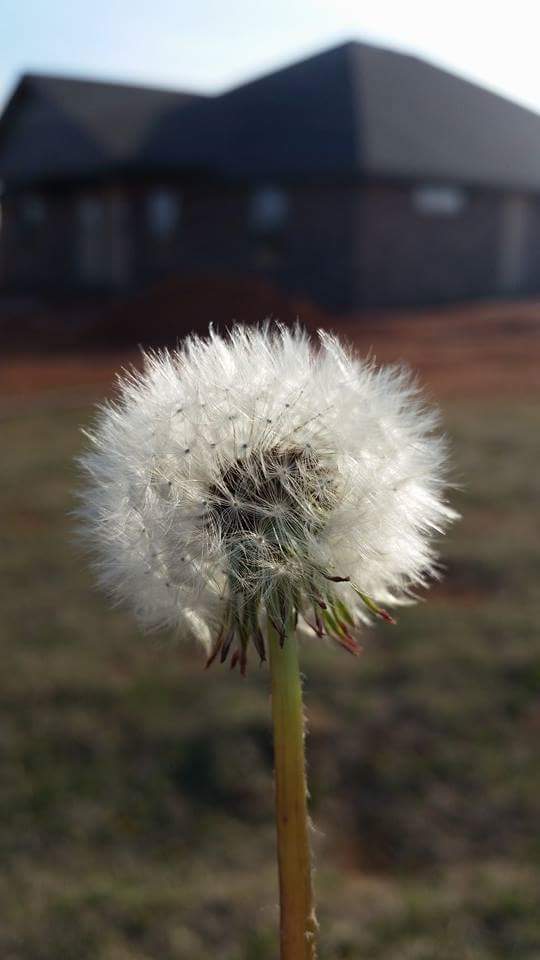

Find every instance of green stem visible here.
[268,619,318,959]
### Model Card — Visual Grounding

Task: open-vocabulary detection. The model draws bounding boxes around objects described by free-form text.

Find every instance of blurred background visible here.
[1,2,539,958]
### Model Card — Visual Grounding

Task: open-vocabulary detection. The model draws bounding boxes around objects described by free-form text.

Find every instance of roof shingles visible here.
[2,42,540,190]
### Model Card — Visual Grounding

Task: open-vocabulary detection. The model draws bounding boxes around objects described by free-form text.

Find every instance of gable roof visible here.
[3,42,540,190]
[141,43,357,177]
[136,40,540,191]
[0,74,203,182]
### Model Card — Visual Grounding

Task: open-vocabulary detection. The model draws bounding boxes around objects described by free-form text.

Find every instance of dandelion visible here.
[78,324,456,959]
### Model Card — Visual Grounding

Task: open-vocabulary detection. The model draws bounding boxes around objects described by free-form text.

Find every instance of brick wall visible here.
[354,182,504,307]
[4,177,540,310]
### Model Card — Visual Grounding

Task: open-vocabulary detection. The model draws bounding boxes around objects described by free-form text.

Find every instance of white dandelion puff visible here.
[77,324,457,672]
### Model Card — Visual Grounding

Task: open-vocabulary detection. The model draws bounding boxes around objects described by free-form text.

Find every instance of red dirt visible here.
[1,274,539,402]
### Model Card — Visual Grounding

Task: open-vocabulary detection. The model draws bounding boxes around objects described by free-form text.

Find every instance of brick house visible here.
[2,39,540,310]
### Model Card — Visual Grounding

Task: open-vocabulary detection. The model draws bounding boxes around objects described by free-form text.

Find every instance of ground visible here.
[1,297,539,958]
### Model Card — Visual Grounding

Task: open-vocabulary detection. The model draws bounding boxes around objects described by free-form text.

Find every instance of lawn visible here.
[1,388,539,959]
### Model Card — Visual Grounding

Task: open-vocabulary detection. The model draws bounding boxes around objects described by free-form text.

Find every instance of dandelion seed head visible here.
[78,324,457,666]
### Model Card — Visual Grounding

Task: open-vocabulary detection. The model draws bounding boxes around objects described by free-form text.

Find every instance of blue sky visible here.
[2,0,540,115]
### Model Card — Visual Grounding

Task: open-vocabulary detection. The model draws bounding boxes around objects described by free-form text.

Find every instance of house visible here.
[2,39,540,310]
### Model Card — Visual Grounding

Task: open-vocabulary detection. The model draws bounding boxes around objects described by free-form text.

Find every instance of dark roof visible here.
[3,42,540,190]
[352,42,540,190]
[141,40,540,190]
[141,43,357,177]
[0,74,203,182]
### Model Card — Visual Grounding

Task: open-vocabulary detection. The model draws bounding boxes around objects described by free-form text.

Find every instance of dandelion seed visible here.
[78,323,455,663]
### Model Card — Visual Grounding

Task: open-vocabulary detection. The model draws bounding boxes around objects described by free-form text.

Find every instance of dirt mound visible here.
[1,283,539,400]
[0,273,326,351]
[85,272,326,346]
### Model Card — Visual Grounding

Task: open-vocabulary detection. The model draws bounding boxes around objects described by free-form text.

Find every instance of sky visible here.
[2,0,540,115]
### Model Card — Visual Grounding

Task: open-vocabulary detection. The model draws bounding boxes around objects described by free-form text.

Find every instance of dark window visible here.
[249,187,289,269]
[147,189,181,239]
[412,185,466,216]
[249,187,289,233]
[20,194,47,227]
[78,196,107,282]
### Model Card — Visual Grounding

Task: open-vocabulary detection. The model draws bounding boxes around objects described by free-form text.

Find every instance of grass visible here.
[1,394,539,958]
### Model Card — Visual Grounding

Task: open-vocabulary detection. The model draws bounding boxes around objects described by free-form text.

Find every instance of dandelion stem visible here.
[268,619,317,959]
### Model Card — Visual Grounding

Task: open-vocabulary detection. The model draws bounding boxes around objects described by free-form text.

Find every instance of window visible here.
[78,196,107,282]
[20,194,47,228]
[412,185,466,216]
[77,193,131,285]
[249,187,289,233]
[147,189,181,239]
[109,193,131,285]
